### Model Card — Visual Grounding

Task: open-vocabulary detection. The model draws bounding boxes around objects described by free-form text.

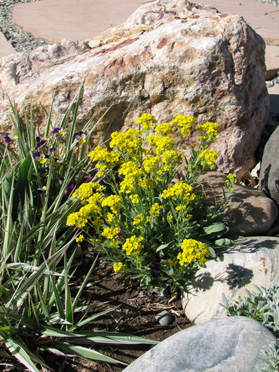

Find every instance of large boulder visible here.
[0,0,269,174]
[259,125,279,204]
[198,171,278,236]
[123,317,276,372]
[182,237,279,324]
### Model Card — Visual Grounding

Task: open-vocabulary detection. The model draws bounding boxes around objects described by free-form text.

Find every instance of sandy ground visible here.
[12,0,151,43]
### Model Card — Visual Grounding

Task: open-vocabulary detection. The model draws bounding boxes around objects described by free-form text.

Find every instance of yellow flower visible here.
[66,212,87,228]
[72,183,94,200]
[102,227,121,240]
[150,203,163,216]
[196,121,221,141]
[122,236,144,256]
[129,194,139,204]
[198,150,219,169]
[226,173,237,185]
[136,113,157,131]
[110,129,143,156]
[167,214,173,222]
[102,195,122,213]
[147,135,176,154]
[76,234,84,243]
[155,122,174,135]
[92,217,104,228]
[113,262,125,273]
[161,181,195,201]
[160,150,181,171]
[143,155,160,173]
[167,258,178,266]
[177,239,209,266]
[133,214,145,226]
[172,115,196,136]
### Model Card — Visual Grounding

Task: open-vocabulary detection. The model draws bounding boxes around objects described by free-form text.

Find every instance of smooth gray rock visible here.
[259,125,279,204]
[123,317,276,372]
[182,237,279,324]
[198,171,278,236]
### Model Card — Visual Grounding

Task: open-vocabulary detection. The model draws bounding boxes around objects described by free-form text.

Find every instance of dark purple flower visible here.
[150,261,161,277]
[33,151,47,164]
[52,127,64,135]
[49,147,58,159]
[37,186,46,193]
[64,184,75,195]
[1,133,16,143]
[36,136,48,149]
[117,229,124,239]
[74,131,86,144]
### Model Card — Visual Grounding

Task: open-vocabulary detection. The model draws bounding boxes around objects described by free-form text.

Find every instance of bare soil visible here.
[0,250,193,372]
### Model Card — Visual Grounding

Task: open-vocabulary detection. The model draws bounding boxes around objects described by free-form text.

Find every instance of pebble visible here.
[155,310,173,326]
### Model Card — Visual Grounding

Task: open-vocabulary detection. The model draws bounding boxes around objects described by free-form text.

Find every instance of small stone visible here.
[155,310,173,326]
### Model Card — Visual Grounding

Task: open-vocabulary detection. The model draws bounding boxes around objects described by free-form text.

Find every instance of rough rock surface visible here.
[0,0,269,174]
[182,237,279,324]
[122,316,276,372]
[198,171,278,236]
[259,125,279,204]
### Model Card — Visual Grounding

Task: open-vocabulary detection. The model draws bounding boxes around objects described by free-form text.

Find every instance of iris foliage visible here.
[0,88,156,372]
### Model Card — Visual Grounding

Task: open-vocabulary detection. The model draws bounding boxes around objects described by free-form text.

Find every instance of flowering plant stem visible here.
[67,113,237,293]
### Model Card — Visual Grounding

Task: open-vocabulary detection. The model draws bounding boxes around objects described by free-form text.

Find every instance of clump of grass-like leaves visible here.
[222,285,279,372]
[0,87,157,371]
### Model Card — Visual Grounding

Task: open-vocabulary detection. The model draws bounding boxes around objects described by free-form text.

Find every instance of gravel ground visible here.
[0,0,48,52]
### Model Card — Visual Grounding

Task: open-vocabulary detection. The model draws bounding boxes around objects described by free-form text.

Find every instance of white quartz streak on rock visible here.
[0,0,269,174]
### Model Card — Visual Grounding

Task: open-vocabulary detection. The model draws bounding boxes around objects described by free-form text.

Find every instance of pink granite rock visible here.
[0,0,269,174]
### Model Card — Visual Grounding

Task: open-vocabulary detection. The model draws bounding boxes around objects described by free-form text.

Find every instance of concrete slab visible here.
[12,0,151,43]
[0,33,16,59]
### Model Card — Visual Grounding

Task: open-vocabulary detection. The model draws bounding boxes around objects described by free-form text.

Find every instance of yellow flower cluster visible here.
[66,192,105,227]
[147,135,176,155]
[196,121,221,141]
[150,203,163,216]
[101,195,122,213]
[72,182,94,200]
[113,262,125,272]
[136,113,157,131]
[160,150,181,171]
[122,236,144,256]
[155,122,174,135]
[198,150,219,169]
[118,161,144,194]
[161,181,195,201]
[143,155,161,173]
[110,128,143,157]
[88,147,120,176]
[102,227,121,245]
[172,115,196,136]
[177,239,209,266]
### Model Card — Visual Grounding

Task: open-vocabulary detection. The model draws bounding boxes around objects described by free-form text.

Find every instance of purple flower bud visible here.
[87,176,94,182]
[117,229,124,239]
